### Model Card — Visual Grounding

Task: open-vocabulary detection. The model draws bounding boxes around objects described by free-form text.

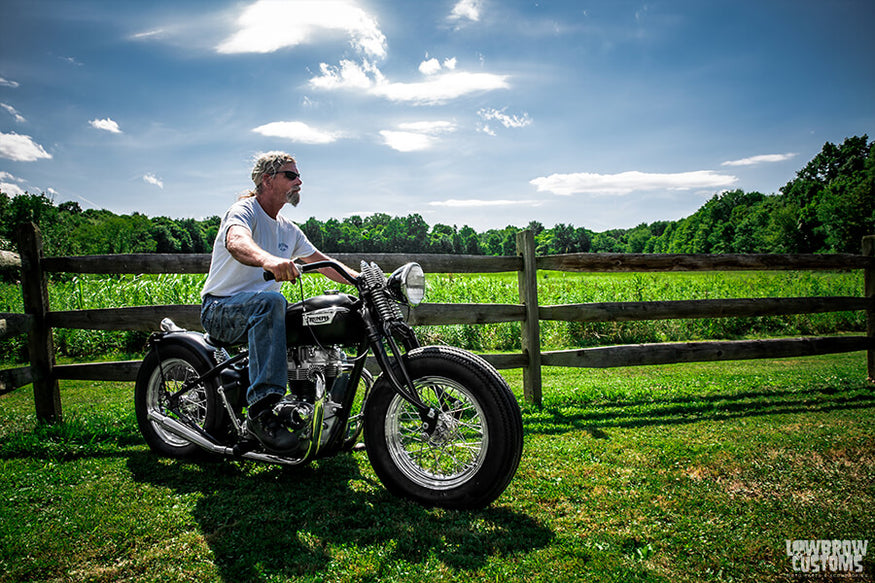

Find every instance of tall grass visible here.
[417,270,865,351]
[0,270,866,363]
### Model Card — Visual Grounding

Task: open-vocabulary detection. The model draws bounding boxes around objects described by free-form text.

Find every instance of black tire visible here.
[134,344,221,458]
[364,345,523,509]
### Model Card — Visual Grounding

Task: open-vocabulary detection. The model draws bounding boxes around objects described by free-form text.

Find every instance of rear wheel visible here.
[134,344,221,458]
[364,346,523,509]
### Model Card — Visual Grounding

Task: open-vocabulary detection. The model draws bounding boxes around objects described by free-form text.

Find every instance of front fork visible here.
[360,309,441,434]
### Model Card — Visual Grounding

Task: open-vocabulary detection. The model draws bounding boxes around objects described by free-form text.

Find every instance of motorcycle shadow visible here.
[126,451,552,581]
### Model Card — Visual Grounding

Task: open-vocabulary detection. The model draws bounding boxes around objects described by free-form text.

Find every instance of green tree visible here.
[780,135,872,252]
[624,223,652,253]
[150,217,193,253]
[459,225,481,255]
[429,223,456,254]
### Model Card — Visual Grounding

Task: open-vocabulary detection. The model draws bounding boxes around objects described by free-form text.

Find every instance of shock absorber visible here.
[360,261,403,323]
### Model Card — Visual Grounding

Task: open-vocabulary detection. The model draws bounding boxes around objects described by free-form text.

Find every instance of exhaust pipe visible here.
[147,410,304,466]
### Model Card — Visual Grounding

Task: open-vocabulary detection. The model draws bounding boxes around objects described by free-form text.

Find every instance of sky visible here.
[1,0,873,233]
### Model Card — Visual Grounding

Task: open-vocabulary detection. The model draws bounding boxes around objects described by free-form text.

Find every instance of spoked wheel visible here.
[134,344,220,458]
[364,346,523,509]
[384,375,489,488]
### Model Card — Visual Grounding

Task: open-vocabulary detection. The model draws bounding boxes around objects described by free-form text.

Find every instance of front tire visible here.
[364,346,523,509]
[134,343,221,458]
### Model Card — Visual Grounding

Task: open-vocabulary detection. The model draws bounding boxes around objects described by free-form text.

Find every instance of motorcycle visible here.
[134,260,524,509]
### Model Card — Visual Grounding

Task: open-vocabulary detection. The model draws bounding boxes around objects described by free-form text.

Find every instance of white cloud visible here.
[1,103,26,123]
[370,72,510,105]
[374,71,510,104]
[478,107,531,130]
[419,58,442,76]
[381,121,457,152]
[131,29,165,40]
[143,174,164,189]
[380,131,435,152]
[89,118,122,134]
[310,59,509,105]
[309,59,381,91]
[0,181,26,196]
[721,153,797,167]
[252,121,343,144]
[530,170,738,196]
[398,121,457,134]
[429,198,541,207]
[418,56,458,76]
[217,0,386,58]
[0,76,19,88]
[449,0,482,22]
[0,132,52,162]
[0,171,26,196]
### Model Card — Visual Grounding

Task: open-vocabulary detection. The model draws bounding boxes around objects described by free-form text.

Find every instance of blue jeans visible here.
[201,291,288,406]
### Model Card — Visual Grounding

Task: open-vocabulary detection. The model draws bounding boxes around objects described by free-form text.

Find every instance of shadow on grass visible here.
[526,383,875,437]
[126,452,552,582]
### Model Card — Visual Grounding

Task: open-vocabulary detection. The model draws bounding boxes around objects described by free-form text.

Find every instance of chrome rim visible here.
[384,376,488,490]
[147,357,208,448]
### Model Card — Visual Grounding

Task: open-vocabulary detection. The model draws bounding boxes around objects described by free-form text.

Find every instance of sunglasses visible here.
[275,170,300,181]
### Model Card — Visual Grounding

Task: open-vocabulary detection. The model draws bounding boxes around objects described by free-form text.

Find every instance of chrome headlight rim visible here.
[388,262,425,306]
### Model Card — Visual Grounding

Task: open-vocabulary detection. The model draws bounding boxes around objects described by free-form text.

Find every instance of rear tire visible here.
[134,344,221,458]
[364,346,523,509]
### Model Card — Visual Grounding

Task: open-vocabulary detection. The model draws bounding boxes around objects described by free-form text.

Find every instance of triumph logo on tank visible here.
[785,539,868,575]
[302,308,340,326]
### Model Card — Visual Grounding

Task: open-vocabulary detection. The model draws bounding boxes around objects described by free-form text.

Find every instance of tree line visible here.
[1,135,872,259]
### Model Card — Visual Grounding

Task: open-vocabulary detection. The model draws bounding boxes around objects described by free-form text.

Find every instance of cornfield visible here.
[0,269,865,362]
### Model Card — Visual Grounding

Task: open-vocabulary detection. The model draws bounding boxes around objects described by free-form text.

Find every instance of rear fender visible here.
[147,330,218,367]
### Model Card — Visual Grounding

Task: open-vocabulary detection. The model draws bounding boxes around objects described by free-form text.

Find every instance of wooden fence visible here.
[2,222,874,420]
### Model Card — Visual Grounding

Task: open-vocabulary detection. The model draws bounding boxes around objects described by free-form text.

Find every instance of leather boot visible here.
[246,395,299,454]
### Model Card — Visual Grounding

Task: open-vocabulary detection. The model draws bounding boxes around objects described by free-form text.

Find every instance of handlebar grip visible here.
[263,262,305,281]
[262,260,357,285]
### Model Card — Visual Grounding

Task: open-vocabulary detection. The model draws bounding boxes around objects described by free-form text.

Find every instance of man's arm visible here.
[225,225,301,281]
[300,250,360,285]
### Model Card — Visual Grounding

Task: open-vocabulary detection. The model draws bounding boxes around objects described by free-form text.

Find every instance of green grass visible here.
[2,353,873,582]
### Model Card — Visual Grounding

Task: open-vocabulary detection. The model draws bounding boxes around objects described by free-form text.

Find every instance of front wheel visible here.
[364,345,523,509]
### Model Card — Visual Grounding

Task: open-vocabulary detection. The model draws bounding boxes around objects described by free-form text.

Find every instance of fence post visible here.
[17,222,61,422]
[864,235,875,383]
[516,230,542,406]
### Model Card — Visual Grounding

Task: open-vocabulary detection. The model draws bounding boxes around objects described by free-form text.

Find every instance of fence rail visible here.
[2,223,874,419]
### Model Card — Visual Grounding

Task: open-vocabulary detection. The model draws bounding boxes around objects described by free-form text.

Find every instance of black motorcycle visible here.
[134,260,524,509]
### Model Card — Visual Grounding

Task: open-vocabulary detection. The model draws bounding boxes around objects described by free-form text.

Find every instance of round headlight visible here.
[388,262,425,306]
[401,263,425,306]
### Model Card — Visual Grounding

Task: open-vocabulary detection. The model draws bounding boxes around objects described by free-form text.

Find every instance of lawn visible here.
[1,353,873,582]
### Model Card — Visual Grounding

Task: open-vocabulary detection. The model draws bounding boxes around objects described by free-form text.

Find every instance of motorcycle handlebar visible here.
[263,260,358,285]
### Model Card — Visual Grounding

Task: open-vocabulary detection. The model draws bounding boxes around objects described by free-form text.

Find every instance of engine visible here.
[274,345,351,451]
[286,345,347,395]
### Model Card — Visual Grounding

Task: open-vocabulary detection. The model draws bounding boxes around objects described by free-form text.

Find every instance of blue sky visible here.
[1,0,873,232]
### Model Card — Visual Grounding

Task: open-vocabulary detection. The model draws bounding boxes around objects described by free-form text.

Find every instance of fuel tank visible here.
[285,292,366,347]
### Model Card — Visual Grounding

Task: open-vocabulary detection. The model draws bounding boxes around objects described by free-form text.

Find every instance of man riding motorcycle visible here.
[200,151,358,453]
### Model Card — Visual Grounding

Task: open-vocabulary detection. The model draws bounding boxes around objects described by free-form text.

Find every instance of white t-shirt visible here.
[201,196,316,298]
